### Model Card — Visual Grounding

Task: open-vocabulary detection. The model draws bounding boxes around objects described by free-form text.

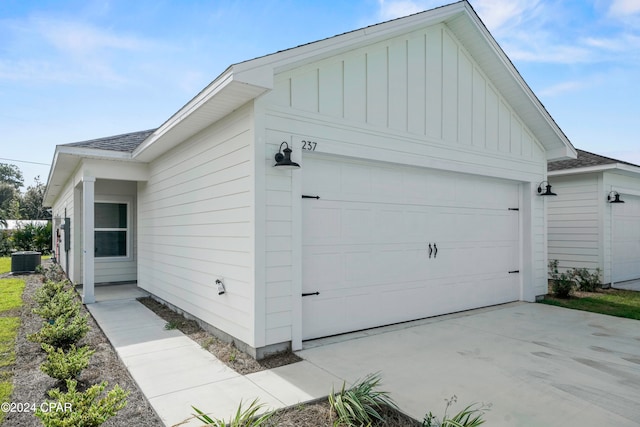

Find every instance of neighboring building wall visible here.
[137,104,257,349]
[547,173,601,272]
[602,171,640,283]
[257,22,550,348]
[94,180,137,283]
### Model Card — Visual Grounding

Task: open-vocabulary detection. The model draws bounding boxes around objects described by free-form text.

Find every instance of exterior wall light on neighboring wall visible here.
[537,181,557,196]
[274,142,300,169]
[607,191,625,204]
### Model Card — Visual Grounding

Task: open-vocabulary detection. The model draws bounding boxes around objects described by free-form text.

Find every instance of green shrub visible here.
[0,230,11,256]
[34,281,68,307]
[328,373,397,427]
[192,398,274,426]
[548,260,574,298]
[11,223,36,251]
[35,379,129,427]
[27,313,89,349]
[33,289,81,321]
[40,344,95,381]
[423,395,490,427]
[571,267,602,292]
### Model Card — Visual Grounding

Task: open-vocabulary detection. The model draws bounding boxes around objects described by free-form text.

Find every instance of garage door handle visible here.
[428,244,432,258]
[302,195,320,199]
[302,292,320,297]
[433,243,437,258]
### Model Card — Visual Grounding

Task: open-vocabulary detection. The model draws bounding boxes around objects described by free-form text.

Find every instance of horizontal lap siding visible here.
[547,174,600,271]
[52,181,76,282]
[138,105,255,345]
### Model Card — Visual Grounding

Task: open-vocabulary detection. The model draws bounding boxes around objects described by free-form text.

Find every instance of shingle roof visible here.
[63,129,156,153]
[548,149,639,172]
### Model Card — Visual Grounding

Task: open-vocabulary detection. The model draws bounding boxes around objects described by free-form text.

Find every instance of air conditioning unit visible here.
[11,251,42,273]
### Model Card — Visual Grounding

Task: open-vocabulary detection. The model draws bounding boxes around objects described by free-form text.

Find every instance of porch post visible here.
[82,176,96,304]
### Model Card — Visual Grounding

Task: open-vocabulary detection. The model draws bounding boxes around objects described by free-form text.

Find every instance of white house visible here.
[44,1,575,358]
[548,149,640,285]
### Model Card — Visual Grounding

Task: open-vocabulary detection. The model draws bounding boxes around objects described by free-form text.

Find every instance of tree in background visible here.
[20,176,50,220]
[0,163,24,190]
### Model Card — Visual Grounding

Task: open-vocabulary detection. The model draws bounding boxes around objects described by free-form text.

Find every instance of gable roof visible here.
[548,149,640,176]
[133,0,575,162]
[46,0,576,205]
[63,129,156,153]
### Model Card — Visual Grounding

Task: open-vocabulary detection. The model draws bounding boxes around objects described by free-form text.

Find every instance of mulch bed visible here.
[5,271,161,427]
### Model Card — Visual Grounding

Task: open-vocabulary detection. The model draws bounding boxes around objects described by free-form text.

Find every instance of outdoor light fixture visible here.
[607,191,625,204]
[537,181,557,196]
[273,142,300,169]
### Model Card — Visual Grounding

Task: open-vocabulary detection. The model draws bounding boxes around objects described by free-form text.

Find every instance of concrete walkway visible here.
[86,285,341,426]
[87,285,640,427]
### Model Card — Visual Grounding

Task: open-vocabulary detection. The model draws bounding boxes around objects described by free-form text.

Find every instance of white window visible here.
[94,202,128,258]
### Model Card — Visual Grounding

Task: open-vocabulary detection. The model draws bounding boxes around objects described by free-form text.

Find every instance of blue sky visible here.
[2,0,640,190]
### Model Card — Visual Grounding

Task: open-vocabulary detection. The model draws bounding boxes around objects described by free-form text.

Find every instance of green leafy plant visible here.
[423,395,490,427]
[548,260,574,298]
[40,343,95,381]
[33,289,81,321]
[34,379,129,427]
[192,398,274,426]
[328,373,397,427]
[27,313,89,349]
[571,267,602,292]
[34,280,68,306]
[164,320,180,330]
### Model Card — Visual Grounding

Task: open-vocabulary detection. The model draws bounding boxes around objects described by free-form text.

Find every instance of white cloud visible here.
[609,0,640,17]
[539,80,587,97]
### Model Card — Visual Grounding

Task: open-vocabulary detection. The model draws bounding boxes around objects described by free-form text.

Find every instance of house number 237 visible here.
[301,140,317,151]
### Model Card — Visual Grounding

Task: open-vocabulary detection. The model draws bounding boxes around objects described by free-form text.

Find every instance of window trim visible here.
[94,198,132,261]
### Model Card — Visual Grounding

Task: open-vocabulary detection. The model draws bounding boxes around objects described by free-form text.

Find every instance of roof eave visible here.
[132,68,269,163]
[549,162,640,177]
[43,146,137,207]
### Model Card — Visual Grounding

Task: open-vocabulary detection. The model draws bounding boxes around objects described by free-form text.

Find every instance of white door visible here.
[612,194,640,282]
[301,155,520,340]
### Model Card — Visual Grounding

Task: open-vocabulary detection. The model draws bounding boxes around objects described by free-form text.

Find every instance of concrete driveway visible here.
[297,302,640,427]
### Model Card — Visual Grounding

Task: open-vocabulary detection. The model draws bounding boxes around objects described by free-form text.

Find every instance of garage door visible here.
[612,194,640,283]
[301,155,521,340]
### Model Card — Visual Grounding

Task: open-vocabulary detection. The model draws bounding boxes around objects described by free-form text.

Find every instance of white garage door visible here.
[612,194,640,283]
[301,155,521,340]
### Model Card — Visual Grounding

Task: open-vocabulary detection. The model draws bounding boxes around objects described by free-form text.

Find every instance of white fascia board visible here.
[134,67,235,157]
[454,2,575,157]
[549,163,640,177]
[545,145,578,162]
[233,2,467,81]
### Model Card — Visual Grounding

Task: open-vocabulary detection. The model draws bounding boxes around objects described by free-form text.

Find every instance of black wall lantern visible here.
[274,142,300,169]
[537,181,557,196]
[607,191,625,204]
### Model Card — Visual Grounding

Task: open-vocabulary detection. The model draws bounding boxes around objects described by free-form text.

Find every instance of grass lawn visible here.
[0,278,25,312]
[0,257,10,275]
[0,273,25,424]
[541,288,640,320]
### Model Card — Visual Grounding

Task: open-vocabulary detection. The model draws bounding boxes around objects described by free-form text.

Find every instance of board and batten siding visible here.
[270,24,542,166]
[547,174,601,272]
[94,180,137,284]
[258,21,550,347]
[137,104,256,347]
